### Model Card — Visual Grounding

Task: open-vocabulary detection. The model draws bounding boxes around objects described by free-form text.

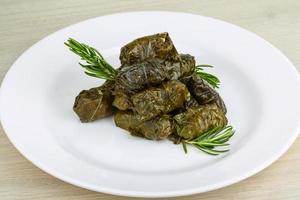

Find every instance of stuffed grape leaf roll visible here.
[119,32,180,65]
[115,54,195,94]
[181,74,227,114]
[114,111,173,140]
[113,54,195,110]
[73,81,114,122]
[131,80,190,121]
[174,103,228,140]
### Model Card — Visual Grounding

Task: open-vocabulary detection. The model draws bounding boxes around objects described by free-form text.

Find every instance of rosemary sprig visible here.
[196,64,220,88]
[65,38,221,88]
[64,38,117,80]
[182,126,235,155]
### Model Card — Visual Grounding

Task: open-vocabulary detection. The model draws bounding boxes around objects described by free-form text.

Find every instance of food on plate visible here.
[174,103,227,140]
[131,80,190,121]
[113,54,195,110]
[181,74,227,113]
[73,80,114,122]
[119,32,180,65]
[116,54,195,93]
[115,111,173,140]
[112,92,133,111]
[65,32,234,155]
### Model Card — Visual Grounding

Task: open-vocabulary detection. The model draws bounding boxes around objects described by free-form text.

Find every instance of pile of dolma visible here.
[72,32,229,148]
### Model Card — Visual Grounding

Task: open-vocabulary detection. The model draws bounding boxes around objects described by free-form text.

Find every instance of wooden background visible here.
[0,0,299,199]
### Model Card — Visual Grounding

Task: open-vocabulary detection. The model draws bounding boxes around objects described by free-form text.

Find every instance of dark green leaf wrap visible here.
[113,54,195,111]
[174,104,228,140]
[73,81,114,122]
[116,54,195,94]
[112,92,133,111]
[181,75,227,114]
[114,111,174,140]
[119,32,180,65]
[131,80,190,121]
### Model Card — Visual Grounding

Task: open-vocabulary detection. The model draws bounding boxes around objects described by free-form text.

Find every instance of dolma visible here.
[185,96,199,108]
[112,92,133,111]
[132,80,190,121]
[181,74,227,113]
[167,96,199,144]
[174,103,228,140]
[114,111,173,140]
[115,54,195,94]
[113,54,195,110]
[73,81,114,122]
[169,96,199,118]
[120,32,180,65]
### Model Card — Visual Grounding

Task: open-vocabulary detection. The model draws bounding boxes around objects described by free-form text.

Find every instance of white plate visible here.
[1,11,300,198]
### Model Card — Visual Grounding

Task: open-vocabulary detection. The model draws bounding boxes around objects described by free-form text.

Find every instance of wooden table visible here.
[1,1,299,199]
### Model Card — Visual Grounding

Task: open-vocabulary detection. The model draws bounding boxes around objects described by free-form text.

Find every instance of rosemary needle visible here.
[196,64,221,89]
[182,126,235,155]
[64,38,117,80]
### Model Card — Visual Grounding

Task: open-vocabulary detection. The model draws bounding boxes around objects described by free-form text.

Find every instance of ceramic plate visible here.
[1,12,300,197]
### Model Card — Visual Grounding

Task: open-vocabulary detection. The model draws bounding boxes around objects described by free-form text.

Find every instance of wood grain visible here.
[0,0,299,199]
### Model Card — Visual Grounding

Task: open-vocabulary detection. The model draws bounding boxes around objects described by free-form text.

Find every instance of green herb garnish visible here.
[182,126,234,155]
[196,64,220,88]
[64,38,117,80]
[65,38,221,86]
